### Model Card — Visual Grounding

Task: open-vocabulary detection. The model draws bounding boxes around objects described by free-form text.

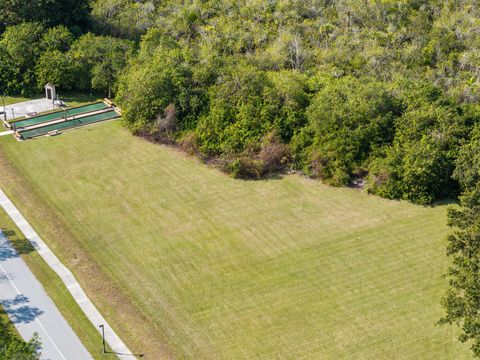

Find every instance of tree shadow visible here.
[428,198,458,208]
[5,305,44,324]
[1,294,28,308]
[236,172,285,182]
[7,305,44,324]
[105,351,144,358]
[0,295,44,324]
[0,243,17,262]
[11,237,36,255]
[0,273,11,283]
[0,228,36,262]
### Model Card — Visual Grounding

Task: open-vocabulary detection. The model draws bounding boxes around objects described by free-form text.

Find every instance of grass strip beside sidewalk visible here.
[0,207,116,360]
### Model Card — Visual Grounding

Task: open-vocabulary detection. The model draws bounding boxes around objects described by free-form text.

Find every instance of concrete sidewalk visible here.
[0,231,93,360]
[3,99,57,121]
[0,130,13,137]
[0,188,136,359]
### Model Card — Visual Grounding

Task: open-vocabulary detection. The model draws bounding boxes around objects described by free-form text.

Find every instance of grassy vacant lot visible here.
[0,121,472,359]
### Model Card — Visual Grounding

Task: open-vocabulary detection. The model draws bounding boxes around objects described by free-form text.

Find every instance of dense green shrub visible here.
[0,0,90,33]
[117,45,206,135]
[292,76,400,185]
[68,34,134,94]
[367,83,469,203]
[0,311,40,359]
[0,23,133,96]
[0,23,44,95]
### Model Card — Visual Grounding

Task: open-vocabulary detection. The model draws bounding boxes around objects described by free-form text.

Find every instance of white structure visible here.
[45,83,56,100]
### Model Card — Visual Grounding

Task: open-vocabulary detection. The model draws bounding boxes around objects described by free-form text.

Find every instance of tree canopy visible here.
[2,0,480,202]
[0,0,90,33]
[110,0,480,203]
[0,310,40,359]
[439,105,480,352]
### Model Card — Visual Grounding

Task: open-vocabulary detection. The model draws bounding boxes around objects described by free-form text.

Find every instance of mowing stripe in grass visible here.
[0,121,472,359]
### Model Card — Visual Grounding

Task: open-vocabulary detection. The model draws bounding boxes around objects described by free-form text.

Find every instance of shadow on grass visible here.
[428,198,458,208]
[0,228,36,261]
[105,351,144,358]
[60,91,102,106]
[234,172,285,182]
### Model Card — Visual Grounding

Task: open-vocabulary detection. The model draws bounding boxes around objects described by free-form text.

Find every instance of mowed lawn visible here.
[0,121,472,359]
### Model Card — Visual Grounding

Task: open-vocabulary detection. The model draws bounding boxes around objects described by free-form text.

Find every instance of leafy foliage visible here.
[292,76,399,186]
[0,22,44,94]
[0,23,133,96]
[111,0,480,198]
[3,0,480,201]
[0,311,40,359]
[68,33,133,93]
[35,50,76,90]
[441,187,480,356]
[441,108,480,354]
[367,82,469,203]
[0,0,90,33]
[91,0,155,40]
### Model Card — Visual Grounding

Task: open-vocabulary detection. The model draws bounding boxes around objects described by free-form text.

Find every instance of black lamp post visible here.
[99,324,106,353]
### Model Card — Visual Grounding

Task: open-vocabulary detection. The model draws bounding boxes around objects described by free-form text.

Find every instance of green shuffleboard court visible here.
[11,102,109,128]
[19,110,118,139]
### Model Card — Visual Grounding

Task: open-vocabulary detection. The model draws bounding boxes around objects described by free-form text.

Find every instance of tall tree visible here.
[0,0,90,34]
[68,33,133,94]
[291,76,399,185]
[0,22,44,94]
[441,186,480,356]
[440,122,480,357]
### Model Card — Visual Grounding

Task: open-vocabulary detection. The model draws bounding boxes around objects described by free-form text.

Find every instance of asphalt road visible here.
[0,230,93,360]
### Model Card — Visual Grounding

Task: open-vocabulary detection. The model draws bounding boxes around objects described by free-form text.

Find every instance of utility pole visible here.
[99,324,106,353]
[2,94,5,122]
